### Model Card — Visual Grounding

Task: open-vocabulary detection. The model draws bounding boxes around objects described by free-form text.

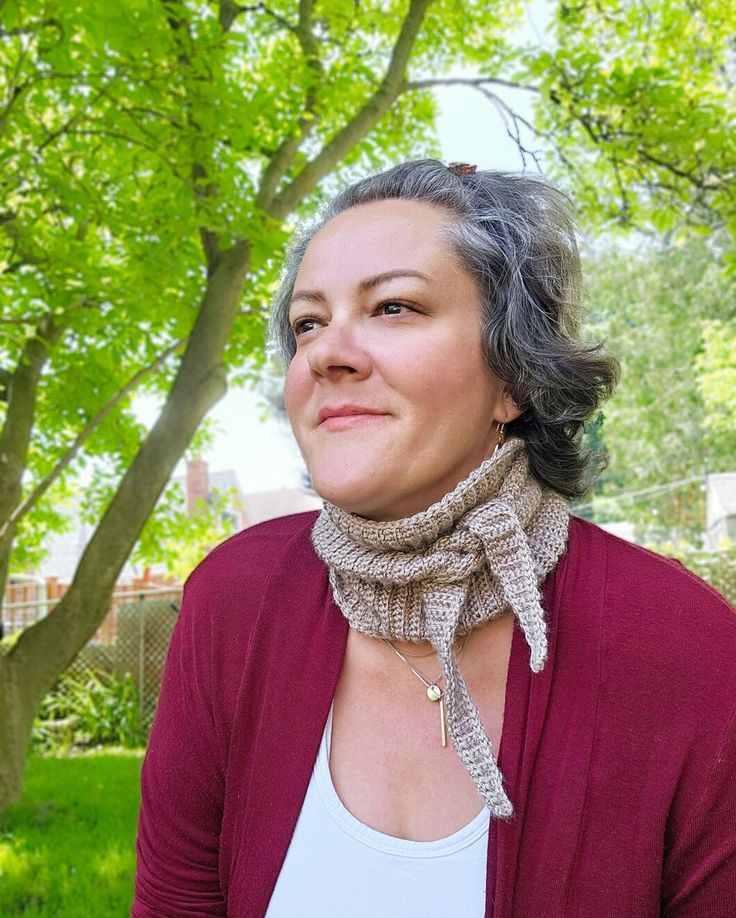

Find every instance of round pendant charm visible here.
[427,684,442,702]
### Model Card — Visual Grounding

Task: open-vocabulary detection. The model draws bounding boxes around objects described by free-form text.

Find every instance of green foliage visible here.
[134,479,238,579]
[582,234,736,546]
[697,320,736,439]
[528,0,736,241]
[3,0,734,579]
[31,669,145,753]
[0,750,143,916]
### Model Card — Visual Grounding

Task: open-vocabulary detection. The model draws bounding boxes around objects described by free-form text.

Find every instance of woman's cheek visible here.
[284,359,308,423]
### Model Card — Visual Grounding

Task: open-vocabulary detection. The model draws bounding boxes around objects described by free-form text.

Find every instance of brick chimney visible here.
[186,457,210,515]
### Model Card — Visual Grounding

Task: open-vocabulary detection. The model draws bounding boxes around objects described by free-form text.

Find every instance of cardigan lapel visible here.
[486,560,563,917]
[225,522,347,917]
[486,518,605,916]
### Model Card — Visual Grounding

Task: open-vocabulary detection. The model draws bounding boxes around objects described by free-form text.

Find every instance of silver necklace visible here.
[381,634,469,748]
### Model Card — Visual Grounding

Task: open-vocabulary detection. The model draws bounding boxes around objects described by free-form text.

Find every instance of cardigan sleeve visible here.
[132,575,227,916]
[662,700,736,917]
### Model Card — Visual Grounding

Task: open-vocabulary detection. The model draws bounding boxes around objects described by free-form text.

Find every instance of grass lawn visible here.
[0,749,144,917]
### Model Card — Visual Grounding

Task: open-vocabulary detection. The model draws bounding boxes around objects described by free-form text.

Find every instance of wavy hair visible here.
[269,159,619,499]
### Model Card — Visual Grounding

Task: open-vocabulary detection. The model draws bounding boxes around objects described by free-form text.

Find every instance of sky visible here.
[138,1,554,496]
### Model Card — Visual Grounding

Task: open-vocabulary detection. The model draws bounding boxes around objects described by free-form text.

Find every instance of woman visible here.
[133,160,736,917]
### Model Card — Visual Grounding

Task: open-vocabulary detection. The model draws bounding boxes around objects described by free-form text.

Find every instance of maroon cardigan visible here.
[133,513,736,917]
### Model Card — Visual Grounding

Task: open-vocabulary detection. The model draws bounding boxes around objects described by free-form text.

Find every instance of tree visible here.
[1,0,734,812]
[580,234,736,546]
[1,0,515,810]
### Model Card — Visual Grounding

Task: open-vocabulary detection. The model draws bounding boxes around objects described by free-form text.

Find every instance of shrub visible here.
[31,668,146,753]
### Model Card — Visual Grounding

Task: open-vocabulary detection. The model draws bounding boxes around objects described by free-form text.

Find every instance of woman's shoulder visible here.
[568,515,735,622]
[176,511,322,647]
[564,516,736,694]
[186,510,320,593]
[165,512,327,724]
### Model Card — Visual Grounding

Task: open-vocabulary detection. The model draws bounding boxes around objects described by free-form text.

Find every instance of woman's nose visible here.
[306,317,371,381]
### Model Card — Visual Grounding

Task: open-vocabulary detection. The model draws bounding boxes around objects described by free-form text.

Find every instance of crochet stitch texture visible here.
[311,437,569,817]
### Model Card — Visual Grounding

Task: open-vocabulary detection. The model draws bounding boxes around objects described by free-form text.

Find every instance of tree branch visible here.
[0,318,64,532]
[262,0,433,221]
[0,337,186,541]
[635,147,730,191]
[405,77,550,172]
[36,80,118,152]
[472,85,546,172]
[407,76,542,95]
[0,23,32,139]
[231,2,298,34]
[255,0,323,209]
[218,0,293,31]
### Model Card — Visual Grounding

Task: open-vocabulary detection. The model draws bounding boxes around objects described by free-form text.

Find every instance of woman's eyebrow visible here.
[291,269,431,306]
[358,269,431,292]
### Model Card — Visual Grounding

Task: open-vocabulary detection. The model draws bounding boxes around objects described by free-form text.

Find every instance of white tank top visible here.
[266,703,490,917]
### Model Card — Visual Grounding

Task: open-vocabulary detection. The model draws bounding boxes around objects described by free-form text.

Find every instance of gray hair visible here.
[269,159,619,499]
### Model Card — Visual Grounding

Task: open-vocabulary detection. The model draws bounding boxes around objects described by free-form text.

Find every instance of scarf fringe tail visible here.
[428,589,514,820]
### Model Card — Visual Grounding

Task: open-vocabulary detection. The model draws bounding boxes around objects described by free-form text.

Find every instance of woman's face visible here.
[284,198,518,521]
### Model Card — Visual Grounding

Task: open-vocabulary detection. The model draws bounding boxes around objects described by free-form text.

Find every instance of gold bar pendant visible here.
[439,696,447,747]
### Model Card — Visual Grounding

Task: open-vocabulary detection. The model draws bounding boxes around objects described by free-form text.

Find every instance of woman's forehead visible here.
[298,199,456,279]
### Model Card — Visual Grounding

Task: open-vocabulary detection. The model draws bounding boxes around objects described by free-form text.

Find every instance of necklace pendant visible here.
[439,696,447,747]
[426,683,442,702]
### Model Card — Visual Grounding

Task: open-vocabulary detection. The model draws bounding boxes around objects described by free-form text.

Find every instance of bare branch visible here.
[407,76,542,95]
[405,77,548,172]
[472,85,546,172]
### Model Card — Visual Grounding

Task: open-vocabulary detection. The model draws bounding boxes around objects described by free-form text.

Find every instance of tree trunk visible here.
[0,655,30,808]
[0,242,250,812]
[0,319,64,603]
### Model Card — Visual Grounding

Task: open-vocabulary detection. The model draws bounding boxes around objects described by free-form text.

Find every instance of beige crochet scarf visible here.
[311,437,569,818]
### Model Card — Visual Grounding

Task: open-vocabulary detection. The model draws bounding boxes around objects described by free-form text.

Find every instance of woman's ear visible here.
[497,389,522,424]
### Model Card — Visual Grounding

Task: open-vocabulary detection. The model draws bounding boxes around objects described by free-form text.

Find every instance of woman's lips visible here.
[319,412,389,430]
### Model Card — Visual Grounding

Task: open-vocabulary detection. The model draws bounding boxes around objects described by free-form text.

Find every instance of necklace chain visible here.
[381,635,467,686]
[381,634,470,747]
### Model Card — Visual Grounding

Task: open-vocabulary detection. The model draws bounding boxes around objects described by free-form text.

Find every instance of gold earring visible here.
[492,420,506,457]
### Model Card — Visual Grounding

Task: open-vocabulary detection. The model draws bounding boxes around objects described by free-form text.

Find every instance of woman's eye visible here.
[379,301,410,316]
[292,317,320,336]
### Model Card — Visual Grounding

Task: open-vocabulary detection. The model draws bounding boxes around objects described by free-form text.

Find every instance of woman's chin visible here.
[309,473,388,518]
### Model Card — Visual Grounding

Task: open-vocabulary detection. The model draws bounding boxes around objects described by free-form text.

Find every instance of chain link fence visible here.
[68,596,181,733]
[4,583,183,737]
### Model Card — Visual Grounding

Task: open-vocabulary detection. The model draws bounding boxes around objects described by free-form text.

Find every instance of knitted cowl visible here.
[311,437,569,818]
